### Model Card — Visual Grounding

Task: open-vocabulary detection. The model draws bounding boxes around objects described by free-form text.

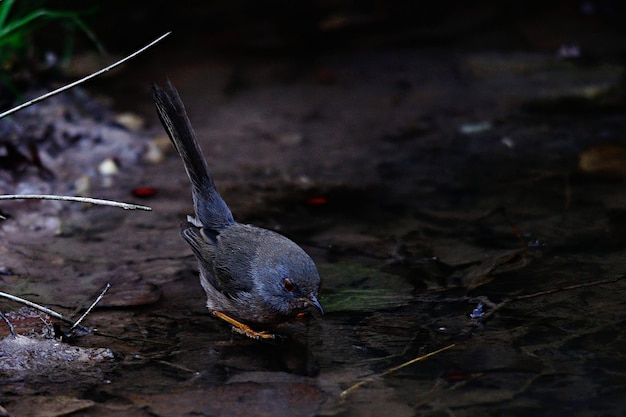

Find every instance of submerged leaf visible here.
[318,262,413,313]
[462,248,539,290]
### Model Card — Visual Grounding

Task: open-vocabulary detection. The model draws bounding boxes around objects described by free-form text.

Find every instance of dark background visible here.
[44,1,626,60]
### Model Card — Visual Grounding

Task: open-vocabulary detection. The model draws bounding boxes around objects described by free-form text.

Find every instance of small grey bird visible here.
[152,82,322,340]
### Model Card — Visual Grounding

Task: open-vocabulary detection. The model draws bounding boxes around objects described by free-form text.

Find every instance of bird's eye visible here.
[283,278,296,293]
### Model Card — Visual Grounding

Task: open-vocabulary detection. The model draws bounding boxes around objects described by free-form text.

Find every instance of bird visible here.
[152,81,322,340]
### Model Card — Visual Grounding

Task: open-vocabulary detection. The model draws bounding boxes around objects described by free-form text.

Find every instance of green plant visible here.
[0,0,102,70]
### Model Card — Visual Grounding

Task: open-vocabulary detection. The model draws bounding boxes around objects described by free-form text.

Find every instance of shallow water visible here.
[1,49,626,416]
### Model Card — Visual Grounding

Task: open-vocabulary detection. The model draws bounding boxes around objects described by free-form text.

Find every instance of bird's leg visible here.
[212,311,276,340]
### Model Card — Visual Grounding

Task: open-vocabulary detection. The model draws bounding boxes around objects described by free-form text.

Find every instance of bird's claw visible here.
[212,310,280,342]
[230,325,276,341]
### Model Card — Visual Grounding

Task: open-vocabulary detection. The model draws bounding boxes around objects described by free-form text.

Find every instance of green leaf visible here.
[318,262,414,313]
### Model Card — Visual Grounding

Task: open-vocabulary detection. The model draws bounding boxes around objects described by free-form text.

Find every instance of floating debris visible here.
[469,302,485,319]
[459,121,492,135]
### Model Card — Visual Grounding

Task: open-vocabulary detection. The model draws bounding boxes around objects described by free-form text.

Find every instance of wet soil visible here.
[1,34,626,417]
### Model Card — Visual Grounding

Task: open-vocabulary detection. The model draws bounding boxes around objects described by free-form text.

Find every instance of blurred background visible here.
[76,1,626,56]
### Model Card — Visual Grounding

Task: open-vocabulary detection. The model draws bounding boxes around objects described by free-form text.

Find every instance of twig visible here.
[477,276,624,322]
[0,290,80,328]
[511,276,622,300]
[68,282,110,334]
[0,310,17,337]
[0,194,151,211]
[0,31,171,120]
[339,343,456,401]
[156,360,200,375]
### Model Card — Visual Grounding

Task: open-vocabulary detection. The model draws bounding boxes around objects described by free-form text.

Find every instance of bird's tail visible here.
[152,81,234,229]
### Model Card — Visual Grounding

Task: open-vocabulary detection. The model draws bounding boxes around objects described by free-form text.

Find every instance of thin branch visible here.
[0,194,151,211]
[0,310,17,337]
[0,31,171,120]
[339,343,456,401]
[511,276,622,301]
[68,282,110,334]
[0,290,78,327]
[476,275,625,323]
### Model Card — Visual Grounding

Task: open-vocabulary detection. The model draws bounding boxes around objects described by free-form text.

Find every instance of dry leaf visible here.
[578,143,626,176]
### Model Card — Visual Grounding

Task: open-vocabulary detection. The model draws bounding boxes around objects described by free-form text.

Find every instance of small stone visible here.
[73,175,91,195]
[98,158,118,176]
[278,132,303,146]
[114,112,144,131]
[144,140,164,164]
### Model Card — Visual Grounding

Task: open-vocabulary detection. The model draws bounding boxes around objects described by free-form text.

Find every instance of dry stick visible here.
[512,276,623,300]
[0,31,171,120]
[339,343,456,401]
[0,283,112,334]
[0,311,17,336]
[68,282,111,334]
[478,276,624,322]
[0,194,151,211]
[0,290,77,326]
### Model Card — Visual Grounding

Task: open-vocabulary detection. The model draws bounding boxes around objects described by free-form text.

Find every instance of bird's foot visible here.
[212,311,277,341]
[231,325,277,341]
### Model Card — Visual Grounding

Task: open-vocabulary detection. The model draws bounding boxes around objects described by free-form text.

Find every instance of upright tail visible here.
[152,81,234,229]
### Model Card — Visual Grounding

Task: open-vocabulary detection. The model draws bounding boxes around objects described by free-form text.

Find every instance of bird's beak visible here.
[304,294,324,316]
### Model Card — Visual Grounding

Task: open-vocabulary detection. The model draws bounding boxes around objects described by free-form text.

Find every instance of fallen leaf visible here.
[462,248,539,290]
[578,143,626,176]
[318,262,413,313]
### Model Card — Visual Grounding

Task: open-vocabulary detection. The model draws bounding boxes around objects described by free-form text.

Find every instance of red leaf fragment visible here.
[132,187,158,198]
[306,196,328,205]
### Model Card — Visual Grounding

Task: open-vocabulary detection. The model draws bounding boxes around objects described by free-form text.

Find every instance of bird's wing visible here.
[181,222,254,295]
[180,222,218,267]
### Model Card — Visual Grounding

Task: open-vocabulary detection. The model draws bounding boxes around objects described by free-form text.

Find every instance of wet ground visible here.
[1,25,626,417]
